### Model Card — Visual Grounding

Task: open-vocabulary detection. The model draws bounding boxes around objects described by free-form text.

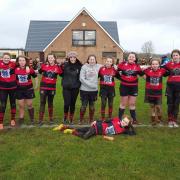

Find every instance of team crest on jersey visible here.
[150,77,160,86]
[172,68,180,76]
[104,75,112,83]
[126,70,135,76]
[46,71,55,78]
[105,126,115,135]
[1,69,10,78]
[18,75,28,83]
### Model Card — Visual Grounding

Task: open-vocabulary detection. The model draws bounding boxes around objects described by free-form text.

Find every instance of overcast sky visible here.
[0,0,180,54]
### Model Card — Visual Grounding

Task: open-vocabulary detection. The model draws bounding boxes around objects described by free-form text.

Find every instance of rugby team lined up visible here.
[0,49,179,130]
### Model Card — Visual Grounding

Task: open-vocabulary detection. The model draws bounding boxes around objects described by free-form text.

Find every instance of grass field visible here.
[0,77,180,180]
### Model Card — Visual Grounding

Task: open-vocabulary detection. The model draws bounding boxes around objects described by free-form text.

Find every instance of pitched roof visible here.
[25,21,69,51]
[25,9,121,52]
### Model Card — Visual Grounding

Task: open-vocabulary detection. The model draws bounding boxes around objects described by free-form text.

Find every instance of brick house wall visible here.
[44,11,123,64]
[27,10,123,64]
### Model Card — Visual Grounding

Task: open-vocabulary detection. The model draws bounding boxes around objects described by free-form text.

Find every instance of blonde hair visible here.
[122,115,131,125]
[150,58,161,65]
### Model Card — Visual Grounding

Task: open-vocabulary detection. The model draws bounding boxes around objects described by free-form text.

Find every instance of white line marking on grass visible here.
[2,124,176,130]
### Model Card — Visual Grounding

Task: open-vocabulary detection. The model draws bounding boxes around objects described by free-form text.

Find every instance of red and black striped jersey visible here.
[144,67,167,97]
[99,66,118,87]
[39,64,62,90]
[0,60,16,90]
[118,62,143,86]
[15,67,37,90]
[94,117,126,135]
[164,61,180,84]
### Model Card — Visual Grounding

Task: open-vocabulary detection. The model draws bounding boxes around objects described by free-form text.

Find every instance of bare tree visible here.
[141,41,154,62]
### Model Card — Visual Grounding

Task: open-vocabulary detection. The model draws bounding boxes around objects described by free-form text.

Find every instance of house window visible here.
[51,51,66,58]
[102,52,117,58]
[72,30,96,46]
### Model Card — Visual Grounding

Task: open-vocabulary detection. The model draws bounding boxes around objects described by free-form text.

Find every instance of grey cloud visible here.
[0,0,179,53]
[112,0,180,26]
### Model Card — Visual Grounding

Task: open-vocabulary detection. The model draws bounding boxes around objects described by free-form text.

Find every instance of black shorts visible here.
[166,83,180,104]
[120,84,138,96]
[99,85,115,98]
[40,89,56,96]
[80,90,98,102]
[16,89,35,100]
[144,95,162,105]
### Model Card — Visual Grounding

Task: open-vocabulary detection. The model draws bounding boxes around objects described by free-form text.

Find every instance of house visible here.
[25,8,124,64]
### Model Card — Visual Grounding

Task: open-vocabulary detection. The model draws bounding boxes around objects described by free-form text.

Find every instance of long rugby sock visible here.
[130,109,136,121]
[119,108,125,120]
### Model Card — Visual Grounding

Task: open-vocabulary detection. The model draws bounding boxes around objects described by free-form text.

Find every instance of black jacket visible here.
[61,60,82,89]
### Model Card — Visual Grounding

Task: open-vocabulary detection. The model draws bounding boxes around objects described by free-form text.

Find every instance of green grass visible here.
[0,77,180,179]
[3,77,170,124]
[0,128,180,179]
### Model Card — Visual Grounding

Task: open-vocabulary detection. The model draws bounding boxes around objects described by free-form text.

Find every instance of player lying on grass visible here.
[53,116,136,140]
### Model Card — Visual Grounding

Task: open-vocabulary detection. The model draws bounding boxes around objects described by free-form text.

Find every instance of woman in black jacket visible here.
[61,51,82,124]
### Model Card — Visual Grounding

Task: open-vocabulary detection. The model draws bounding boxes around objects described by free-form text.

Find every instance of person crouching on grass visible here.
[143,58,168,126]
[118,52,143,125]
[38,54,62,126]
[98,57,120,121]
[0,53,17,129]
[164,49,180,128]
[53,115,136,140]
[15,56,38,125]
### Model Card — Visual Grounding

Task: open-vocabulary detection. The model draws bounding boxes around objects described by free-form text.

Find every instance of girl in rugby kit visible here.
[54,116,136,139]
[15,55,38,125]
[164,49,180,128]
[99,57,119,120]
[143,59,168,125]
[118,52,143,124]
[38,54,62,125]
[0,53,17,129]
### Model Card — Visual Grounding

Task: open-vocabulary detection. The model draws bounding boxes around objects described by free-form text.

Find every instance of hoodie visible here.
[61,60,82,89]
[80,63,102,91]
